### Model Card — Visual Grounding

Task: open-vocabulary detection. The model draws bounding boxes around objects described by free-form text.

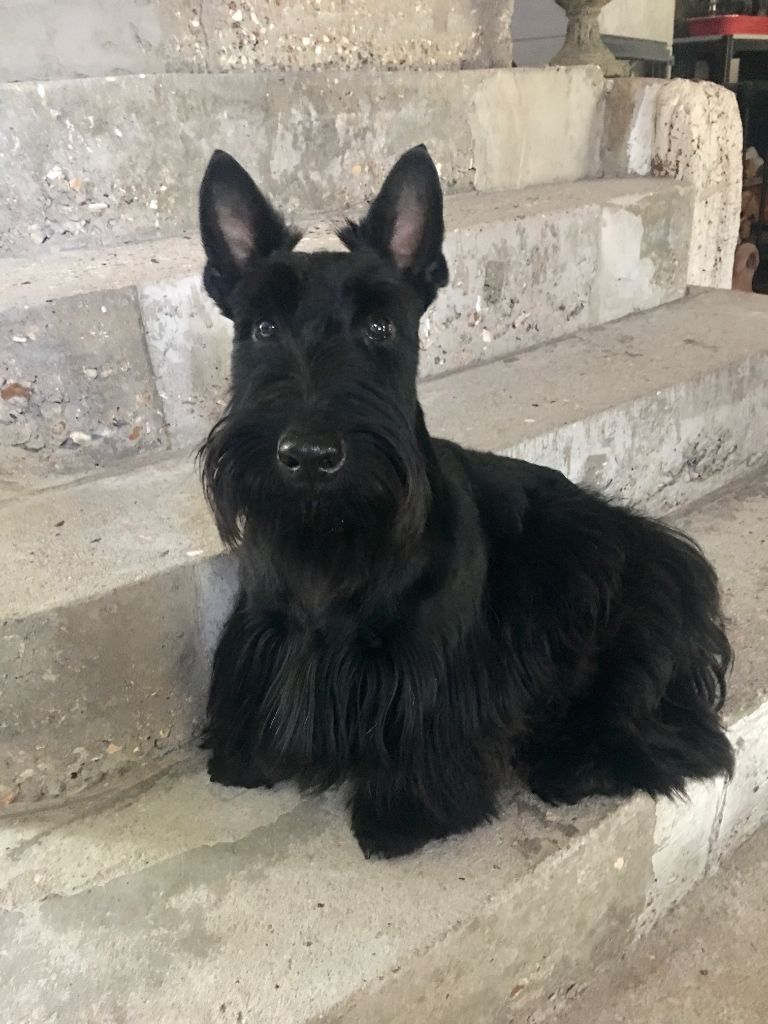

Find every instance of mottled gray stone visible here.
[141,274,232,450]
[0,764,653,1024]
[0,67,605,257]
[0,456,224,802]
[2,290,768,804]
[421,290,768,515]
[0,0,514,82]
[0,287,167,484]
[1,178,696,460]
[602,77,743,289]
[0,568,206,804]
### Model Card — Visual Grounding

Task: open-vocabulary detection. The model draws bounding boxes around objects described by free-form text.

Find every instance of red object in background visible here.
[688,15,768,36]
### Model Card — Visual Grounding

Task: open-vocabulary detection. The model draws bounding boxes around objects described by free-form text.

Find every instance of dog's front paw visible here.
[207,751,277,790]
[527,750,632,806]
[527,762,585,806]
[352,819,435,860]
[350,794,444,859]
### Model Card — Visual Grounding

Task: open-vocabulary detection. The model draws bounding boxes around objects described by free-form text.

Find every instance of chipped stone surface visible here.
[424,178,690,377]
[653,80,743,290]
[422,188,600,375]
[0,67,606,257]
[0,458,224,801]
[1,569,207,804]
[0,0,208,81]
[639,778,725,934]
[516,349,768,516]
[0,287,167,485]
[468,64,604,190]
[204,0,514,74]
[2,290,768,804]
[422,290,768,515]
[713,702,768,865]
[1,178,696,454]
[0,0,514,82]
[415,178,689,379]
[0,761,651,1024]
[595,184,693,323]
[141,276,232,450]
[603,77,743,289]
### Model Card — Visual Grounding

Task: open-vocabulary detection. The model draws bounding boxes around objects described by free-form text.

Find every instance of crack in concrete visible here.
[197,0,212,74]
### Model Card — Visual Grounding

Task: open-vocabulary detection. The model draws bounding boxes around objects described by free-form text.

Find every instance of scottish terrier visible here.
[198,145,734,859]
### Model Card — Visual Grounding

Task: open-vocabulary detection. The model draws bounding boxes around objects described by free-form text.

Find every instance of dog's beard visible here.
[296,497,347,534]
[199,414,429,552]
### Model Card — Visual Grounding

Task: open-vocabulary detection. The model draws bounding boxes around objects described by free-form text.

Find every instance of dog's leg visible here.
[204,594,292,790]
[206,743,291,790]
[350,766,498,859]
[525,708,638,806]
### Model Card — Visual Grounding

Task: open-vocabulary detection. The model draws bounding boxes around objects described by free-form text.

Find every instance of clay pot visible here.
[732,242,760,292]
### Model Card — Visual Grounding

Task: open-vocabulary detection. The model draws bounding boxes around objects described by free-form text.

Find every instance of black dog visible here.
[198,145,734,859]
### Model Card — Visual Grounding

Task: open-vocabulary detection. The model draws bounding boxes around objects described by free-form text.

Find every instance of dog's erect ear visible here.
[339,144,449,309]
[199,150,300,317]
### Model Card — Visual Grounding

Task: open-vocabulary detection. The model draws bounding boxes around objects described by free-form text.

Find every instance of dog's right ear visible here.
[199,150,300,318]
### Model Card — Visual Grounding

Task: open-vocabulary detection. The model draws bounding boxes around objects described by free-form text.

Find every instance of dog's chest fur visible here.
[229,450,501,779]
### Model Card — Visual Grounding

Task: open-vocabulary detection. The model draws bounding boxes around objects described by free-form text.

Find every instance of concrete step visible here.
[551,823,768,1024]
[0,66,608,257]
[1,0,513,81]
[420,288,768,515]
[1,470,767,1024]
[0,176,694,487]
[2,287,768,805]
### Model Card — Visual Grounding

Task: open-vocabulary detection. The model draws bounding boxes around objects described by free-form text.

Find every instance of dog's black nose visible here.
[277,432,346,479]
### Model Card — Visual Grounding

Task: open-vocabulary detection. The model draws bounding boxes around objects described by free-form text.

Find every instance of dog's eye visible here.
[253,320,277,340]
[365,316,394,343]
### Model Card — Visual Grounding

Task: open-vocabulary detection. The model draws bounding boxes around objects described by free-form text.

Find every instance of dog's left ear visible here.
[199,150,300,317]
[340,144,449,309]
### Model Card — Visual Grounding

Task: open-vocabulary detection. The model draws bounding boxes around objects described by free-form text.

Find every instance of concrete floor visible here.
[552,824,768,1024]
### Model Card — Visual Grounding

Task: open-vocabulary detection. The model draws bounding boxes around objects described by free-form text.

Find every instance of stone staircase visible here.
[1,9,767,1022]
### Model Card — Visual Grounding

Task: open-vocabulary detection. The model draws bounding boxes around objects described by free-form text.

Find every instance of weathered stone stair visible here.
[1,14,766,1022]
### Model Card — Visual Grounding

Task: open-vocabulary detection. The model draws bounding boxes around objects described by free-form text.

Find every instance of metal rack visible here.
[673,32,768,84]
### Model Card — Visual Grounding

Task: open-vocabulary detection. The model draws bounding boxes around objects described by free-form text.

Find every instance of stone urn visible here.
[549,0,625,77]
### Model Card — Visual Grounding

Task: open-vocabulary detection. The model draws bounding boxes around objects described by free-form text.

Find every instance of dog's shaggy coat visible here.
[198,145,734,858]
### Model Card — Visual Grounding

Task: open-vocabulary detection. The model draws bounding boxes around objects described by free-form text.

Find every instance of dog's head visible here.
[198,146,449,555]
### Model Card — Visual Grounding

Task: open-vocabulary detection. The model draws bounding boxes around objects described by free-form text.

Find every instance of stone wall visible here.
[0,0,514,82]
[600,0,675,44]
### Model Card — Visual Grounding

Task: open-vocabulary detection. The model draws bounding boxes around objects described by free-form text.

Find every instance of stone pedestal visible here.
[550,0,625,76]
